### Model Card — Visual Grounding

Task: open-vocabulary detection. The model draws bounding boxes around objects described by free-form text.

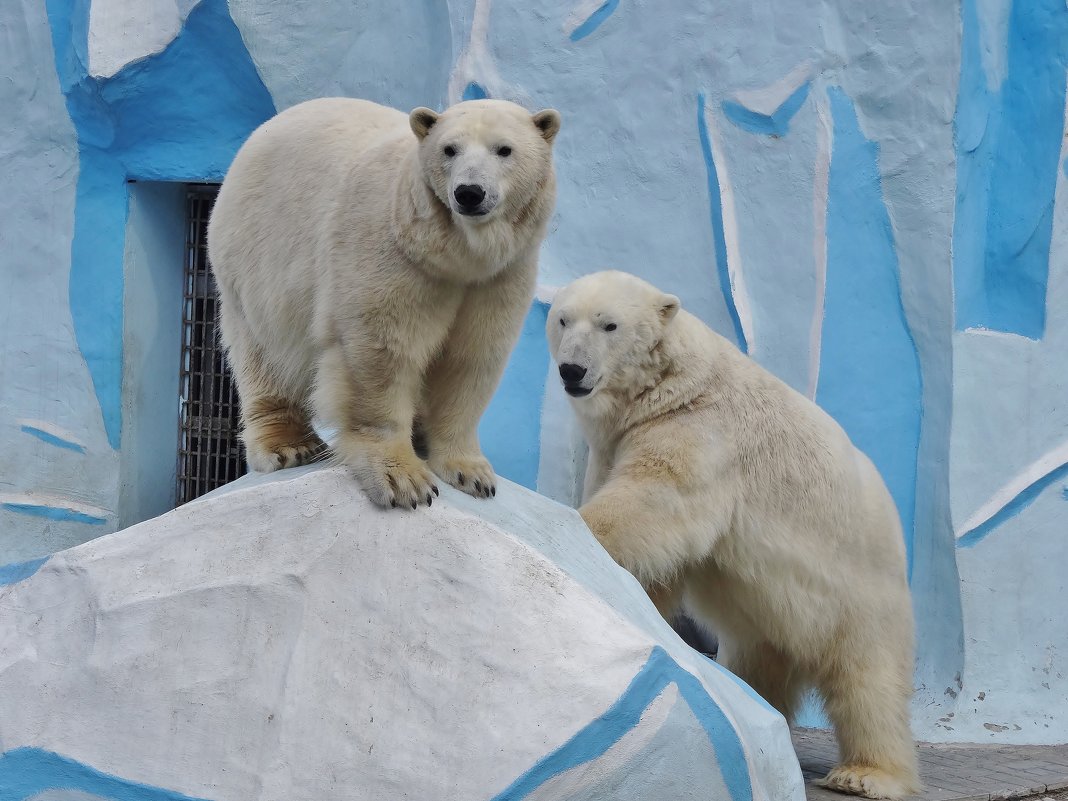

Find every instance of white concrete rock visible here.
[0,465,803,801]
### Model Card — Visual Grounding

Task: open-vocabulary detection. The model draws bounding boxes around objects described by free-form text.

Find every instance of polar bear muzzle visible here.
[453,183,487,215]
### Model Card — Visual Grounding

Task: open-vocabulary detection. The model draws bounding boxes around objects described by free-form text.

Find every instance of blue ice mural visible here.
[45,0,276,450]
[0,748,211,801]
[0,0,1066,747]
[722,82,811,138]
[953,0,1068,339]
[815,88,923,572]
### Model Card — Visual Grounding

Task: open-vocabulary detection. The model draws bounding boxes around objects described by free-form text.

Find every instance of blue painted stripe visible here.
[68,152,128,450]
[45,0,276,451]
[20,425,86,453]
[479,301,550,490]
[696,92,748,353]
[2,503,107,525]
[722,81,811,137]
[670,654,752,800]
[462,81,488,101]
[815,88,922,576]
[0,557,48,587]
[0,747,212,800]
[957,461,1068,548]
[569,0,620,41]
[952,0,1068,339]
[491,646,752,801]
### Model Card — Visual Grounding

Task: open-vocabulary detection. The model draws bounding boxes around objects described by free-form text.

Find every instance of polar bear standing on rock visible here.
[547,271,920,800]
[208,98,560,508]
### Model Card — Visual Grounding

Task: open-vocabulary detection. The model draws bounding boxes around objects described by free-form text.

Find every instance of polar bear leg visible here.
[646,579,686,621]
[420,267,536,499]
[579,475,707,590]
[315,345,438,509]
[221,313,325,473]
[817,649,920,799]
[714,638,805,721]
[241,398,327,473]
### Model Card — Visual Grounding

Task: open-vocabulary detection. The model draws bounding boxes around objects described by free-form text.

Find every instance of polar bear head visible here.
[409,100,561,224]
[547,271,680,400]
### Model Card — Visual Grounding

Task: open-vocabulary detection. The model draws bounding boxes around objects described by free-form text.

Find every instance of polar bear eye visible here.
[497,145,512,157]
[604,323,617,332]
[559,318,567,327]
[443,145,457,158]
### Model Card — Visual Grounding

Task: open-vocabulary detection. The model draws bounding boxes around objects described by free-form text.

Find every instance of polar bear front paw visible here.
[819,764,918,799]
[429,452,497,499]
[338,437,439,509]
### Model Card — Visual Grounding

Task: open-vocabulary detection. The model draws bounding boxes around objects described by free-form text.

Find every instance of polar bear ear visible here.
[658,294,680,323]
[532,109,562,144]
[409,107,440,141]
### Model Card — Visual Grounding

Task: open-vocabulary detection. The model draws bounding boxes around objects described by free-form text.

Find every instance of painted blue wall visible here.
[815,88,922,573]
[953,0,1068,340]
[1,0,1066,745]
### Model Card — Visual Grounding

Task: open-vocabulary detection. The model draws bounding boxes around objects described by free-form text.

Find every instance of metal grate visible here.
[176,185,246,505]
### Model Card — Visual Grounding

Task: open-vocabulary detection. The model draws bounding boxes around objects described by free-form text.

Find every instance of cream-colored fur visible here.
[547,271,920,800]
[208,98,560,508]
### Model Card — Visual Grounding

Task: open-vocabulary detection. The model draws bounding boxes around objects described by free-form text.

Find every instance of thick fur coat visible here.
[547,270,920,799]
[208,98,560,508]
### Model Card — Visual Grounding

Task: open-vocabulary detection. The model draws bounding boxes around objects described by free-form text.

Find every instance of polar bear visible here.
[547,271,920,799]
[208,98,560,508]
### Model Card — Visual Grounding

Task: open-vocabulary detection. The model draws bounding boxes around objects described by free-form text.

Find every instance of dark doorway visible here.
[176,184,246,504]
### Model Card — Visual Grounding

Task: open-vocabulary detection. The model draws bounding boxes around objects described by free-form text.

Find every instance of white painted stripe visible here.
[16,419,88,450]
[703,103,755,354]
[0,492,111,519]
[447,0,523,105]
[88,0,199,79]
[731,62,814,117]
[955,438,1068,539]
[960,326,1040,342]
[807,86,832,399]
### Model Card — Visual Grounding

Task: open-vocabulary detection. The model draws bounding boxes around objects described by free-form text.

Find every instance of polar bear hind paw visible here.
[245,433,328,473]
[429,452,497,499]
[819,764,918,800]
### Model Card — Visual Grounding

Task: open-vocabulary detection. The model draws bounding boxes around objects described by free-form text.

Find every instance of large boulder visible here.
[0,466,803,800]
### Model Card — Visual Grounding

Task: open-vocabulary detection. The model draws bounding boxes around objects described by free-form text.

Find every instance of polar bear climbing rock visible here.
[208,98,560,508]
[547,271,920,800]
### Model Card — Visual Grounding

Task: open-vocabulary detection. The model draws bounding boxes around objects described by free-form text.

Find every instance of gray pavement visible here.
[793,728,1068,801]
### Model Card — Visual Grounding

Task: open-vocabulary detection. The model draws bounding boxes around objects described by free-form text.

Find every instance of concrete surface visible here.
[795,728,1068,801]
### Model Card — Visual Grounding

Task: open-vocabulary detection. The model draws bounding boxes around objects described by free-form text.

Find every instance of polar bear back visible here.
[672,311,907,576]
[208,99,416,347]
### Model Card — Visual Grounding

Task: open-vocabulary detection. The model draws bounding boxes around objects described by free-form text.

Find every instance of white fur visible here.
[547,271,920,800]
[208,97,560,509]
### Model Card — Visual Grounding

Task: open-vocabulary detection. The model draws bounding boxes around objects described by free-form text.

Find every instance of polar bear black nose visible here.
[454,184,486,210]
[559,363,587,383]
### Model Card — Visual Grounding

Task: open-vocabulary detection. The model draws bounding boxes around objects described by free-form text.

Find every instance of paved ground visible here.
[793,728,1068,801]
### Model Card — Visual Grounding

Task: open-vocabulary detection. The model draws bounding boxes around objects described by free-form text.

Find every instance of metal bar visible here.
[175,185,246,505]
